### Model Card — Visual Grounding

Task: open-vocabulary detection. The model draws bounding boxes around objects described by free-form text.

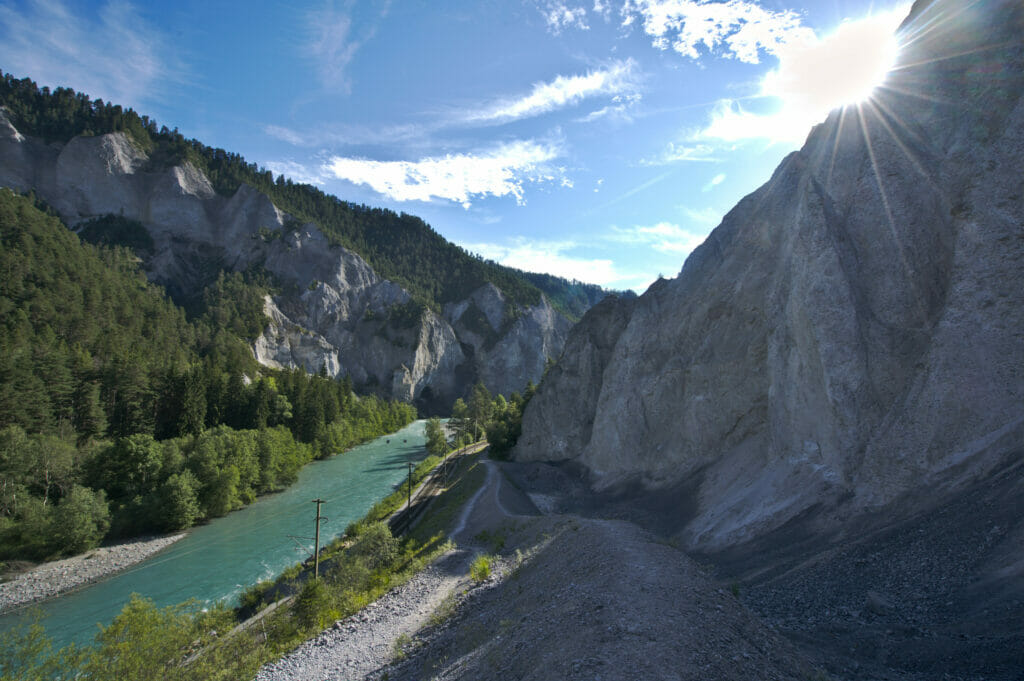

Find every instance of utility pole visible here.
[312,498,327,580]
[407,461,413,510]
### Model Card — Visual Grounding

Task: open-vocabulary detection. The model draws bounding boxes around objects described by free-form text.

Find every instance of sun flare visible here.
[714,5,911,143]
[764,8,906,109]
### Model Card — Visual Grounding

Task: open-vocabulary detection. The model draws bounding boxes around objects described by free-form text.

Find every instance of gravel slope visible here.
[257,457,819,681]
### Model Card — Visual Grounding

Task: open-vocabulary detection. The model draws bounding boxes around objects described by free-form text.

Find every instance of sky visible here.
[0,0,910,293]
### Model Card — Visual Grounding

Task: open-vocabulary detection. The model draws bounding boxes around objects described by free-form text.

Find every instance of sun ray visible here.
[825,105,853,187]
[890,39,1020,72]
[861,98,937,189]
[854,104,930,324]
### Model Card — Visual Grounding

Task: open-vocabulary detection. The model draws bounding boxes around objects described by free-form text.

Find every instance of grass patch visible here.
[469,554,493,582]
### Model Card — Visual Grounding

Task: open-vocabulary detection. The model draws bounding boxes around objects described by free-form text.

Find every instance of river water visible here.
[0,420,429,650]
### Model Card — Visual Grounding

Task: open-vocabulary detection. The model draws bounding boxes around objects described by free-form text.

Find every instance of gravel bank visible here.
[0,533,185,614]
[255,549,476,681]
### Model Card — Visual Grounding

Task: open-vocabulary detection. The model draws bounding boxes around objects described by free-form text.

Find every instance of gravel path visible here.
[0,533,185,614]
[254,550,474,681]
[254,461,507,681]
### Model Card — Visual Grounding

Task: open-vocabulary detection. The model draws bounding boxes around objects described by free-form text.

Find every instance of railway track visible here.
[388,442,488,536]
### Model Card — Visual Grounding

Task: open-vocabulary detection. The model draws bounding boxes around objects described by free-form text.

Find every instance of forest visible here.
[0,190,416,561]
[0,72,618,320]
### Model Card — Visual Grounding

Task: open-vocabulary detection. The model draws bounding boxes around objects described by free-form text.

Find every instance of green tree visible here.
[425,417,447,458]
[467,382,493,441]
[156,470,201,531]
[72,380,107,444]
[50,485,110,554]
[177,369,206,437]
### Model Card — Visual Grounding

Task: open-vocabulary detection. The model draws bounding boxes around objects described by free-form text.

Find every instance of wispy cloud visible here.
[641,141,720,165]
[607,221,707,255]
[466,238,625,286]
[464,60,640,125]
[537,1,590,33]
[621,0,814,64]
[306,2,390,92]
[701,172,726,192]
[0,0,182,106]
[323,140,564,208]
[682,206,722,228]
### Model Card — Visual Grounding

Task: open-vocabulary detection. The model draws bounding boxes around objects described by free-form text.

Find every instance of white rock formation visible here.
[0,110,572,407]
[515,0,1024,550]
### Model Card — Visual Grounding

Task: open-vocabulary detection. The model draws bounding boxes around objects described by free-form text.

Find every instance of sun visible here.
[761,6,909,123]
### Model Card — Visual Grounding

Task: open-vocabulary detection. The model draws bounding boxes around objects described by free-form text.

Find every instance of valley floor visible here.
[259,458,820,681]
[0,533,185,615]
[257,451,1024,681]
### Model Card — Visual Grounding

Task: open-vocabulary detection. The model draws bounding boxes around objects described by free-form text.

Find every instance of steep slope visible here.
[515,0,1024,551]
[0,105,579,409]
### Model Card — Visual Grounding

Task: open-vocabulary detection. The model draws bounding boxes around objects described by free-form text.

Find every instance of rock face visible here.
[0,116,572,409]
[515,0,1024,551]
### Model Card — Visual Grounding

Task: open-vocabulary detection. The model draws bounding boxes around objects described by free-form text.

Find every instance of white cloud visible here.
[323,140,564,208]
[702,172,726,191]
[538,1,589,33]
[466,238,625,286]
[0,0,182,107]
[465,60,639,125]
[621,0,815,64]
[608,221,708,255]
[697,6,908,144]
[265,160,327,186]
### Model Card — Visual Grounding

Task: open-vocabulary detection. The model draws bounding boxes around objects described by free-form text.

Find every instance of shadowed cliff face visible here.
[515,0,1024,551]
[0,119,571,410]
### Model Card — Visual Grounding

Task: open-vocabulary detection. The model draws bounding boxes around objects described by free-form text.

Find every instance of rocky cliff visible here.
[0,117,571,410]
[515,0,1024,551]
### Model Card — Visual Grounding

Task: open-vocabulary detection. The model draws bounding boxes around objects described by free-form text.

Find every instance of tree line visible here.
[0,190,415,561]
[421,379,537,460]
[0,72,618,318]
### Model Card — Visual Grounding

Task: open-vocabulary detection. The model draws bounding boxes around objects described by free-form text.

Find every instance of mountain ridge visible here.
[0,82,614,409]
[514,0,1024,549]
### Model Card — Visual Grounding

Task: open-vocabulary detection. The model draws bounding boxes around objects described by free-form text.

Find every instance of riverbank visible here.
[0,533,185,615]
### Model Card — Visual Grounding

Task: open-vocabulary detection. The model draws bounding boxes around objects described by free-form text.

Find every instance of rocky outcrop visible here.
[515,0,1024,551]
[443,283,571,398]
[0,111,572,408]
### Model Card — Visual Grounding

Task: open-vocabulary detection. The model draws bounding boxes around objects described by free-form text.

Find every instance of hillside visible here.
[0,73,612,320]
[0,190,416,560]
[512,0,1024,677]
[0,78,616,409]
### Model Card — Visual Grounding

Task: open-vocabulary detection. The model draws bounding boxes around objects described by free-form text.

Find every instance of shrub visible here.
[469,554,492,582]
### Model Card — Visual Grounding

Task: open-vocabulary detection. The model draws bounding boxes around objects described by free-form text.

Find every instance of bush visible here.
[51,485,110,555]
[293,578,335,631]
[348,522,399,569]
[469,554,492,582]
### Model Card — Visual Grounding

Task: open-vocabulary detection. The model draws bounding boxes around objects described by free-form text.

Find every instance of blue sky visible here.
[0,0,909,292]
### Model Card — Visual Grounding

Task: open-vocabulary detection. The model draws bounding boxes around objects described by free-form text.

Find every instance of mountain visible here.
[512,0,1023,674]
[0,81,617,411]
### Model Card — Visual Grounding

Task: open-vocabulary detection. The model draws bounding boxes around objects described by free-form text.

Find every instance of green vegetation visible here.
[0,190,415,561]
[446,381,536,455]
[469,554,493,582]
[0,72,617,317]
[0,430,493,681]
[348,454,443,533]
[0,520,451,680]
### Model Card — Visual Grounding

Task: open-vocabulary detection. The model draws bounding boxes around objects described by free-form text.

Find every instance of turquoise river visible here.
[0,420,430,650]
